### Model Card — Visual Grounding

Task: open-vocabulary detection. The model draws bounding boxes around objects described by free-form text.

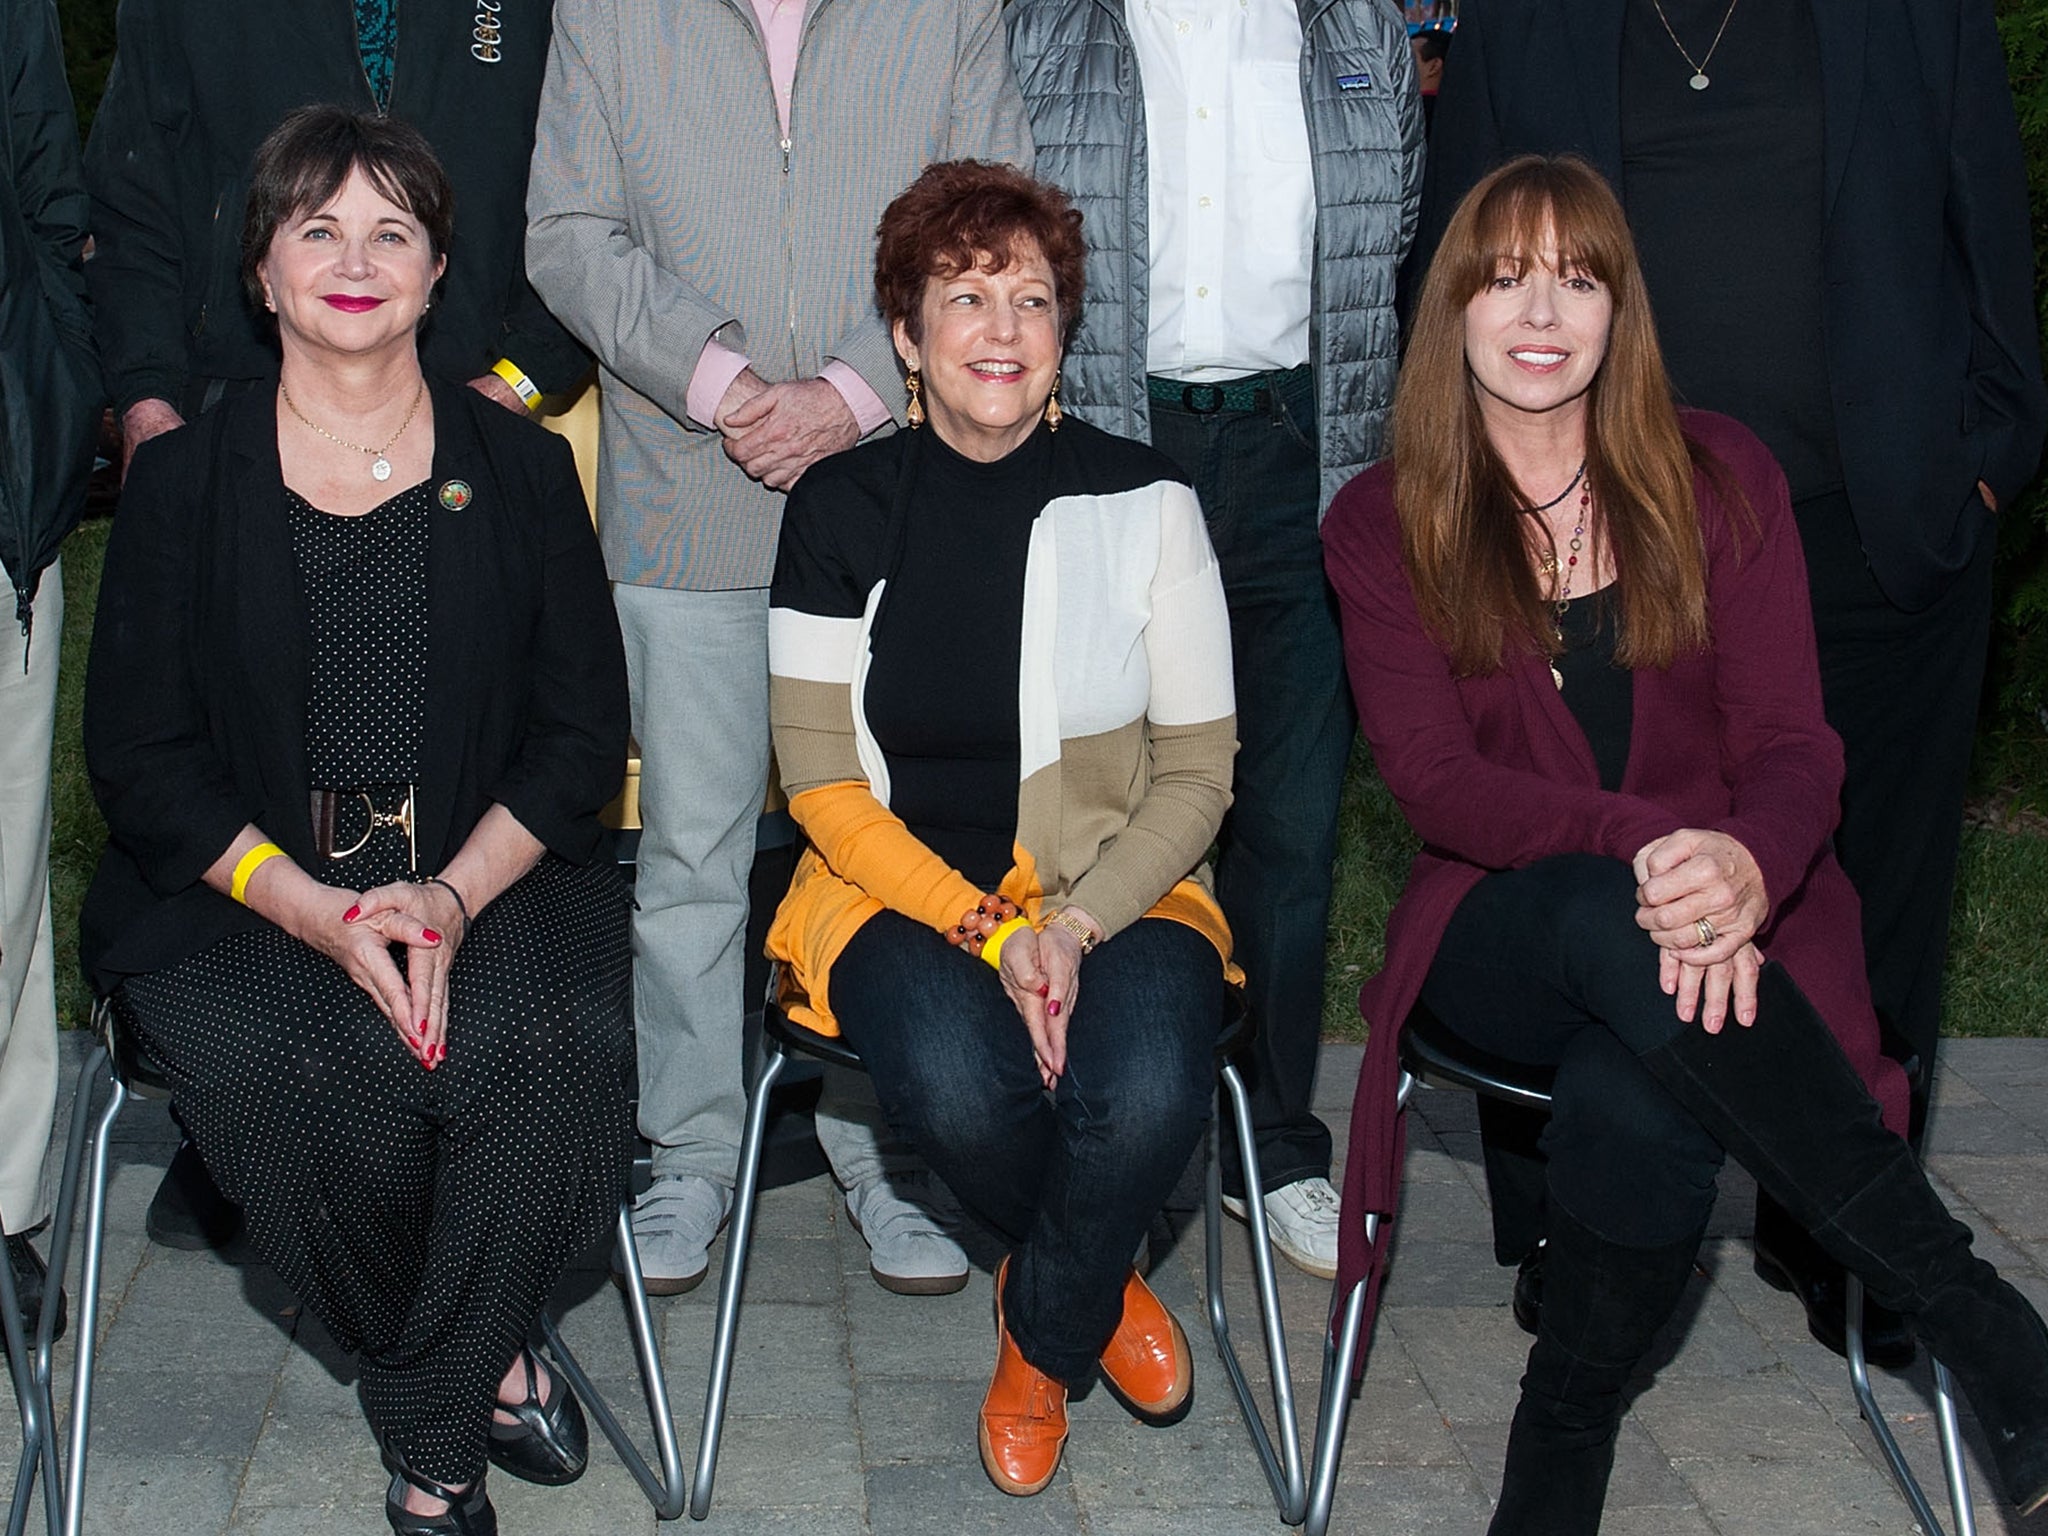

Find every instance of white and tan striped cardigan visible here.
[765,421,1240,1035]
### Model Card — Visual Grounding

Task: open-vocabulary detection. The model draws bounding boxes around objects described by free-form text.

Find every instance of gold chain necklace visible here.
[279,378,426,482]
[1647,0,1741,91]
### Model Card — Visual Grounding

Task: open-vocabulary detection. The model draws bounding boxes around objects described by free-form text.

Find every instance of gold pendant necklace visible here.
[1647,0,1741,90]
[280,378,426,481]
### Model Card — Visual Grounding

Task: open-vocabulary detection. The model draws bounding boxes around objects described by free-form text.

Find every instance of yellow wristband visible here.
[490,357,542,410]
[229,842,286,905]
[979,916,1031,971]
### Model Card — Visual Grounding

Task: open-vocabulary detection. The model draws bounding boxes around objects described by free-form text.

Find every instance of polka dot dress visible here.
[120,482,634,1488]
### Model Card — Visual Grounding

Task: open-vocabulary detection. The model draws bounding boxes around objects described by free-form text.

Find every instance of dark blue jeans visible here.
[1150,367,1350,1196]
[832,911,1220,1384]
[1420,856,1726,1248]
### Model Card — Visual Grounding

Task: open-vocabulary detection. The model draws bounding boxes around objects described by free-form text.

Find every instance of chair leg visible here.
[1303,1069,1413,1536]
[56,1048,125,1536]
[688,1043,788,1521]
[536,1202,688,1519]
[1845,1271,1977,1536]
[1205,1062,1306,1521]
[2,1218,47,1536]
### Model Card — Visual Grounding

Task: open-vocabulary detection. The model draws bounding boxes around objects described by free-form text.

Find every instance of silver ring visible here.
[1695,917,1717,949]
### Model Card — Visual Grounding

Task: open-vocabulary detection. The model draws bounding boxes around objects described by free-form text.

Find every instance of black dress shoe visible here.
[1754,1230,1917,1368]
[487,1348,588,1486]
[146,1139,249,1258]
[384,1465,496,1536]
[1510,1241,1544,1337]
[4,1232,66,1344]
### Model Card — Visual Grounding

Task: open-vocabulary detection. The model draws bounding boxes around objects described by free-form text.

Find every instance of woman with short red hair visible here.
[764,159,1240,1497]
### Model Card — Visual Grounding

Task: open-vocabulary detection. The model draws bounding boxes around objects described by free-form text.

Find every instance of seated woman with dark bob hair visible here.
[1322,154,2048,1531]
[82,107,632,1535]
[764,159,1239,1497]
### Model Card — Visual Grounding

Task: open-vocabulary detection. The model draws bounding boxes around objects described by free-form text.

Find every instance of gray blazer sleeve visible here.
[524,0,728,431]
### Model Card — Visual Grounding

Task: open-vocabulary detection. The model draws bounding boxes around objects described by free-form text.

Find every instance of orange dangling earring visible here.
[905,370,925,429]
[1043,371,1063,433]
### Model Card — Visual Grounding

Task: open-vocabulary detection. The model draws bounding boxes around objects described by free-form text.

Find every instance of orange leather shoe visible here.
[979,1261,1069,1496]
[1098,1268,1192,1419]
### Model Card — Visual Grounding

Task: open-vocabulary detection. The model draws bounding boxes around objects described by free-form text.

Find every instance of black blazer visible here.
[81,377,628,990]
[1417,0,2047,612]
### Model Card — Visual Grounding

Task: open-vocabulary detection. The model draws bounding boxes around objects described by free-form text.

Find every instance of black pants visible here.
[125,857,634,1486]
[1798,489,1995,1118]
[1422,856,1726,1250]
[1148,368,1348,1195]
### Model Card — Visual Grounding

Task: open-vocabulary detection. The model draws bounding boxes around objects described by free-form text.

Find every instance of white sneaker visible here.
[622,1174,731,1296]
[843,1168,971,1296]
[1221,1177,1341,1280]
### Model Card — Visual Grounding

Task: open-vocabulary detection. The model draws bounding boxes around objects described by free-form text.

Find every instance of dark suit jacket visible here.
[81,377,628,990]
[1417,0,2047,611]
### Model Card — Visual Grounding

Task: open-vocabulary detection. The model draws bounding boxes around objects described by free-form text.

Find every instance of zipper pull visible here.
[781,137,792,174]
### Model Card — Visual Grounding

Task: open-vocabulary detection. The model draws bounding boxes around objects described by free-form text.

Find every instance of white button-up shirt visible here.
[1127,0,1316,382]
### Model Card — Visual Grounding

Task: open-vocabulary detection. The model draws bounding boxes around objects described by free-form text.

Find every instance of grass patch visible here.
[46,518,2048,1040]
[1943,820,2048,1037]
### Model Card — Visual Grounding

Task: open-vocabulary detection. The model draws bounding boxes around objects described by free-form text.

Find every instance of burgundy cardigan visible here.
[1320,410,1910,1332]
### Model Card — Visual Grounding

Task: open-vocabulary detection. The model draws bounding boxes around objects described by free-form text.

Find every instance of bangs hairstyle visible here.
[874,160,1087,346]
[1395,154,1730,676]
[240,106,454,316]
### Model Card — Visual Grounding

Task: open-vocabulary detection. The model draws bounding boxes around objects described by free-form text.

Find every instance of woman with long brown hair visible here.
[1322,155,2048,1532]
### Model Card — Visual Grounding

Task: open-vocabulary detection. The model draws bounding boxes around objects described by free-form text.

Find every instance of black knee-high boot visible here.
[1635,962,2048,1514]
[1488,1202,1704,1536]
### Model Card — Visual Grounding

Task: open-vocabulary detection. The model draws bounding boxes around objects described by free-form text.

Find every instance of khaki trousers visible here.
[0,557,61,1232]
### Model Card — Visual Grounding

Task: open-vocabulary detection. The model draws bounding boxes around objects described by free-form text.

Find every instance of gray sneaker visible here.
[843,1169,971,1296]
[622,1174,731,1296]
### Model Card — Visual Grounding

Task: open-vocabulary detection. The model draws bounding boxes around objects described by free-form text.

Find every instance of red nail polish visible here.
[422,928,441,944]
[1037,984,1049,997]
[342,904,361,922]
[1048,1000,1062,1017]
[417,1019,428,1036]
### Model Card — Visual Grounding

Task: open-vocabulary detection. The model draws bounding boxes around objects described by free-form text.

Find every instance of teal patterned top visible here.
[354,0,398,111]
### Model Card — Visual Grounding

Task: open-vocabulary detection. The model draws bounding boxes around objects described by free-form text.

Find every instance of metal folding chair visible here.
[3,1084,89,1536]
[48,997,686,1535]
[690,983,1308,1521]
[1304,1003,1975,1536]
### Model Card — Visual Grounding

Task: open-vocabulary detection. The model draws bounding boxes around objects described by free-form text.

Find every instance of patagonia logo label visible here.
[1336,72,1374,91]
[472,0,504,62]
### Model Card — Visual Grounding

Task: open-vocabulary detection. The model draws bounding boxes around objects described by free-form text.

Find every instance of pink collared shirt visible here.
[684,0,892,437]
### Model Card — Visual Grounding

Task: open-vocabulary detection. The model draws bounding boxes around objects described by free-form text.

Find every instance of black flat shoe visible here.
[383,1459,496,1536]
[4,1232,66,1345]
[1510,1240,1543,1337]
[488,1347,588,1486]
[1754,1227,1916,1369]
[146,1139,250,1259]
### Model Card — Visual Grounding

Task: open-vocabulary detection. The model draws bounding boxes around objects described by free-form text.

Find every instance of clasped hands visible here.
[1632,828,1769,1035]
[292,878,470,1070]
[715,367,859,490]
[945,894,1102,1090]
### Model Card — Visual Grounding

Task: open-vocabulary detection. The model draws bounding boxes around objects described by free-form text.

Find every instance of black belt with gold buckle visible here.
[310,783,417,872]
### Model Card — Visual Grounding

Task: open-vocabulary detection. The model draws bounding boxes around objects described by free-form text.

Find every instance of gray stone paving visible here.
[7,1033,2048,1535]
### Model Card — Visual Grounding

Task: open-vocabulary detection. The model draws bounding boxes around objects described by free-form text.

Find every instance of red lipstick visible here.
[322,294,385,312]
